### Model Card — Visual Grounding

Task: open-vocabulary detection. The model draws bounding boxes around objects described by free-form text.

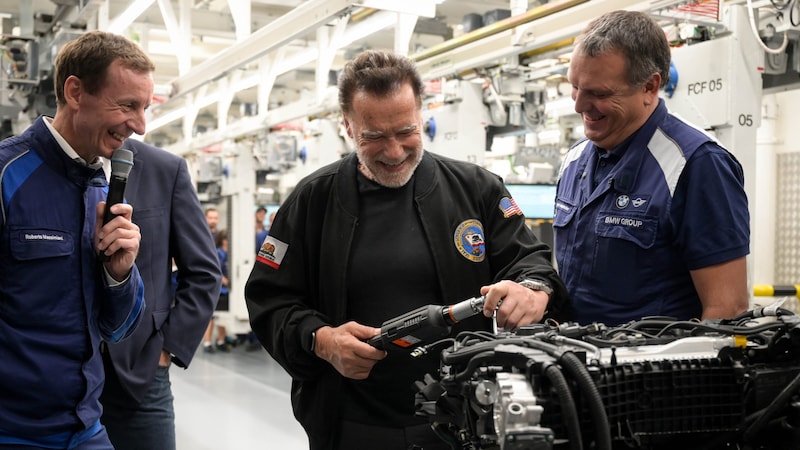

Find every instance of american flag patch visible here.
[499,197,523,218]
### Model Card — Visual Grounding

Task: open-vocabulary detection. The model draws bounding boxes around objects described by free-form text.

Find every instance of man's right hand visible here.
[313,322,386,380]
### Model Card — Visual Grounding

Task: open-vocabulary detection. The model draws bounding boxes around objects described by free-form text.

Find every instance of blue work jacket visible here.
[554,100,749,325]
[0,117,145,442]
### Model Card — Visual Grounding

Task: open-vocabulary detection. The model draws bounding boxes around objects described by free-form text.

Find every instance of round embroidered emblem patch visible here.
[454,219,486,262]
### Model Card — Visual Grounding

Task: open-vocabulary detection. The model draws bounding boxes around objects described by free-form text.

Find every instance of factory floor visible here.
[172,344,307,449]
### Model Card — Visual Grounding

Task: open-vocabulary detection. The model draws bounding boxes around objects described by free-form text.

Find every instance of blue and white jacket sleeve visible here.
[98,264,146,343]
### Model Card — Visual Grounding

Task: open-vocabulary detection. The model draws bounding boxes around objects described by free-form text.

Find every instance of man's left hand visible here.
[159,350,172,367]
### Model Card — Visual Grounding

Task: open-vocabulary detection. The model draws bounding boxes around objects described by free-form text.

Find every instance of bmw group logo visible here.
[616,195,630,209]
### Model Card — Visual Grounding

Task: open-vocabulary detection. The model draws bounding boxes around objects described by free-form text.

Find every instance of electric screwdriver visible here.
[367,295,486,351]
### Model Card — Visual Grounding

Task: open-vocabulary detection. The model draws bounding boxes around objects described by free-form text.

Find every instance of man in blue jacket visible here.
[0,31,146,449]
[554,10,750,326]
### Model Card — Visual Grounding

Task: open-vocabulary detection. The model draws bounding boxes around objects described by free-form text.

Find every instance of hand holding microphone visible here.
[96,148,140,281]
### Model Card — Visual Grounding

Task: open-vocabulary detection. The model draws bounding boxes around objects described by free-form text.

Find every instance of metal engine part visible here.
[413,306,800,450]
[493,373,553,450]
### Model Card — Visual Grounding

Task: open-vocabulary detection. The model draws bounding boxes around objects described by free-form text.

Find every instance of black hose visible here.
[443,335,609,448]
[558,351,612,450]
[441,341,500,365]
[542,363,583,450]
[442,337,558,365]
[743,369,800,442]
[451,350,497,382]
[430,422,472,450]
[722,305,796,325]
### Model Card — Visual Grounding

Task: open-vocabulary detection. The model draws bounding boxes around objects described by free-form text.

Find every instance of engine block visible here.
[413,307,800,450]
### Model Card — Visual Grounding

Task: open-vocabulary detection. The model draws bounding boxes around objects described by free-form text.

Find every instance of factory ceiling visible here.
[0,0,730,150]
[0,0,532,146]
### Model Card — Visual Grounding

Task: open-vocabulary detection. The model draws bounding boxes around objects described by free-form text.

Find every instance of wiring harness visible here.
[413,305,800,450]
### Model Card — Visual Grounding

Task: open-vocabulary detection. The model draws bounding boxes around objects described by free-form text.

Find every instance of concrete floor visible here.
[172,345,307,450]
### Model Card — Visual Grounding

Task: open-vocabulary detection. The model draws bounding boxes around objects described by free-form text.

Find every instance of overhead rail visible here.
[152,0,696,148]
[167,0,437,101]
[411,0,649,80]
[411,0,587,63]
[411,0,694,81]
[168,0,354,99]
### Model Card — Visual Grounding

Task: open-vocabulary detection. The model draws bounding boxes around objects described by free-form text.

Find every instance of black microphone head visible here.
[110,148,134,180]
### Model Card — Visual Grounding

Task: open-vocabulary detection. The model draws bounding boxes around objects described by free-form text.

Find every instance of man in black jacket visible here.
[100,139,222,450]
[245,49,568,450]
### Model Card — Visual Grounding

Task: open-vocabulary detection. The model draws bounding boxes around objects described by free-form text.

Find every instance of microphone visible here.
[100,148,134,262]
[103,148,134,224]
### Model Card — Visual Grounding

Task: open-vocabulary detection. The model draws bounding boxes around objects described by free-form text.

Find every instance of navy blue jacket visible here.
[554,100,749,325]
[0,117,145,438]
[103,139,221,404]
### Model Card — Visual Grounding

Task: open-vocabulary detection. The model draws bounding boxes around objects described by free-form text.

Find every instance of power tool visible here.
[367,296,486,351]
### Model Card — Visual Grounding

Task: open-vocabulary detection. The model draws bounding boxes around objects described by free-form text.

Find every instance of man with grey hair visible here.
[555,10,750,326]
[245,49,569,450]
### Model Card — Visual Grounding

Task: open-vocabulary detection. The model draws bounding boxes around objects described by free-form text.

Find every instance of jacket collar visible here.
[612,98,668,193]
[25,117,104,189]
[336,150,436,216]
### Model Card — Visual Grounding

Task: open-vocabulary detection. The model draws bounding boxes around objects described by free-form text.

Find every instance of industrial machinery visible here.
[0,34,39,138]
[411,303,800,450]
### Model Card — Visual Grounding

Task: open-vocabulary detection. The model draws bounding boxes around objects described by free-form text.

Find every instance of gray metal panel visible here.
[776,152,800,284]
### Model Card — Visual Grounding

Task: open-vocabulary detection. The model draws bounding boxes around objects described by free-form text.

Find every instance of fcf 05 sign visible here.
[687,78,723,95]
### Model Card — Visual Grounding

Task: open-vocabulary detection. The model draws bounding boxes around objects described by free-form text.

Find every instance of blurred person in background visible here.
[203,229,230,353]
[255,206,268,255]
[205,207,220,238]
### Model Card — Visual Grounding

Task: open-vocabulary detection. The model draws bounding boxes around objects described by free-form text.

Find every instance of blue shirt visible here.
[554,100,749,325]
[256,229,268,255]
[217,246,229,295]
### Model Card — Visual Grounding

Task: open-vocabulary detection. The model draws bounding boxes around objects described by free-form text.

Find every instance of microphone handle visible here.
[103,176,127,224]
[100,176,127,262]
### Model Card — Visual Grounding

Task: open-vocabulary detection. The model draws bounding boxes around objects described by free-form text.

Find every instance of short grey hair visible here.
[575,10,671,89]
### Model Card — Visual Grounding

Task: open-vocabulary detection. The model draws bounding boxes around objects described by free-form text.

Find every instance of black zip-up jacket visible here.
[245,151,568,449]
